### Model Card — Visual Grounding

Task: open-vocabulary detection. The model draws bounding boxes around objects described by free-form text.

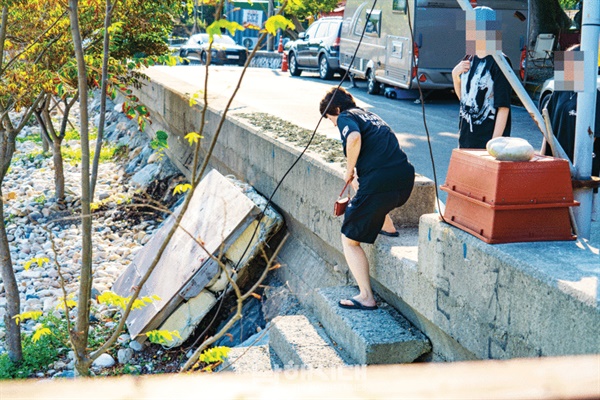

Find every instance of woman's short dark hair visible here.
[319,87,357,116]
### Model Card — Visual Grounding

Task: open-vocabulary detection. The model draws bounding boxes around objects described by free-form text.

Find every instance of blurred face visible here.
[465,18,502,57]
[554,51,585,92]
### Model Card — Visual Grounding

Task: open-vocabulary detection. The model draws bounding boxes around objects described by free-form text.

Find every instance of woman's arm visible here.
[344,131,361,183]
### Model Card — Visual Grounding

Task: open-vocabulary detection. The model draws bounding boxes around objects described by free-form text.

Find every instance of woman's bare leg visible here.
[340,234,376,307]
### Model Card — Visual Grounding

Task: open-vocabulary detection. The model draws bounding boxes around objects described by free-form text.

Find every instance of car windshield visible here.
[212,35,236,45]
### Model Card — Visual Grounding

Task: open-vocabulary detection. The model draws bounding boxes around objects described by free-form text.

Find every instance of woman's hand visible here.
[344,169,355,184]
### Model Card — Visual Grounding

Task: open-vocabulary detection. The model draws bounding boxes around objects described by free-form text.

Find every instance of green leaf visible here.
[264,15,295,35]
[145,329,182,345]
[23,257,49,270]
[13,311,43,325]
[173,183,192,195]
[32,326,52,343]
[199,346,231,364]
[184,132,202,145]
[207,20,245,39]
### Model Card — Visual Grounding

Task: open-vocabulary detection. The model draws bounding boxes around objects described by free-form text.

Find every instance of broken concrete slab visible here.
[311,286,431,365]
[112,169,260,339]
[269,315,348,369]
[156,290,217,347]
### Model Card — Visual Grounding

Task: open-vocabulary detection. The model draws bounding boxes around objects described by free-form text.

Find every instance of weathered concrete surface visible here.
[270,315,348,369]
[411,214,600,360]
[311,286,431,365]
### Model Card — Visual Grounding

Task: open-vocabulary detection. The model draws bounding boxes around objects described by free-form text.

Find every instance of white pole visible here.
[572,0,599,239]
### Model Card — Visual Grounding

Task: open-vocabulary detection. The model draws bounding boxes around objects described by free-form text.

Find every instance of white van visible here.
[340,0,529,94]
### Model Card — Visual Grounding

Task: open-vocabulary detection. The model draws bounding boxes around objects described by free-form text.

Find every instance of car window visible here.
[304,23,318,39]
[314,22,328,39]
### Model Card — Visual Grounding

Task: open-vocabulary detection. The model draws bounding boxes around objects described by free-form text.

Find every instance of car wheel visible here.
[319,55,334,80]
[201,51,208,65]
[367,69,380,95]
[289,52,302,77]
[179,50,189,65]
[389,91,397,99]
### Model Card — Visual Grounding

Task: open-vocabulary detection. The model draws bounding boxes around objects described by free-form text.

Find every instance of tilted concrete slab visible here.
[112,170,259,339]
[269,315,348,369]
[311,287,431,365]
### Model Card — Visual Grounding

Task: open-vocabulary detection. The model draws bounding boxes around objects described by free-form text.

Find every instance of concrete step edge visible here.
[269,314,349,369]
[310,286,431,365]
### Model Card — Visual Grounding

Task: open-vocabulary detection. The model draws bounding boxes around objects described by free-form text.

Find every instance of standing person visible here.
[320,87,415,310]
[452,6,512,149]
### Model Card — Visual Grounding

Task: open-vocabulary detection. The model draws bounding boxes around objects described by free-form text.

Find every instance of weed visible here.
[32,194,46,205]
[0,315,68,379]
[62,144,118,165]
[16,134,42,144]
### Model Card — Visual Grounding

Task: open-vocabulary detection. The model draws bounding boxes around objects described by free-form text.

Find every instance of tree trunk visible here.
[53,140,65,201]
[529,0,572,46]
[90,0,115,201]
[0,130,21,363]
[68,0,93,377]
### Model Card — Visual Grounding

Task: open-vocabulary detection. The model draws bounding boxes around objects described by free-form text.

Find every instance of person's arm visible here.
[492,107,509,139]
[344,131,361,183]
[452,60,471,100]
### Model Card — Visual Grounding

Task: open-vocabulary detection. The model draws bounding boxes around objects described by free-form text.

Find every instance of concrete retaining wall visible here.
[412,214,600,360]
[133,69,435,272]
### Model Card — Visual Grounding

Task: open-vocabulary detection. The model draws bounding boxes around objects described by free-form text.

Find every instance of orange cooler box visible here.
[441,150,577,244]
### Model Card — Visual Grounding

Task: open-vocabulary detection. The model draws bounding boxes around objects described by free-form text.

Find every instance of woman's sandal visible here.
[379,230,399,237]
[338,299,378,311]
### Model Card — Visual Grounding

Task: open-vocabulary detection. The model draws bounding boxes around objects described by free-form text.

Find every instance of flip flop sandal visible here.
[379,230,399,237]
[338,299,378,311]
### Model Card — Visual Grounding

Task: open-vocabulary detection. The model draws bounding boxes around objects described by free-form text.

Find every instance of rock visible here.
[131,164,160,188]
[117,348,134,364]
[487,137,534,161]
[92,353,115,368]
[53,370,75,378]
[117,333,131,345]
[147,152,161,164]
[129,340,144,352]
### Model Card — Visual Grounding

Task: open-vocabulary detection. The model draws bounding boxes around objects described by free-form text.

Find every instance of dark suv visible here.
[287,17,342,80]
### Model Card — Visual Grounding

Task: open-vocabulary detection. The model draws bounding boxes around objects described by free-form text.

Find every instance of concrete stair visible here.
[269,315,350,369]
[222,343,283,373]
[311,286,431,365]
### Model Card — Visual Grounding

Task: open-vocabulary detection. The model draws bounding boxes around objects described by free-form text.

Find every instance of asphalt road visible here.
[154,65,544,202]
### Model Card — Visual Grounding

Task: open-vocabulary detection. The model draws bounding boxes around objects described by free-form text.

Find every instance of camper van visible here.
[339,0,529,94]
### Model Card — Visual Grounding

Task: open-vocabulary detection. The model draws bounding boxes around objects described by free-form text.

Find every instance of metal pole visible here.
[572,0,600,239]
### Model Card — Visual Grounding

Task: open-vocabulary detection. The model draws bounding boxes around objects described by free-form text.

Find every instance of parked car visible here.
[179,33,248,66]
[287,17,343,80]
